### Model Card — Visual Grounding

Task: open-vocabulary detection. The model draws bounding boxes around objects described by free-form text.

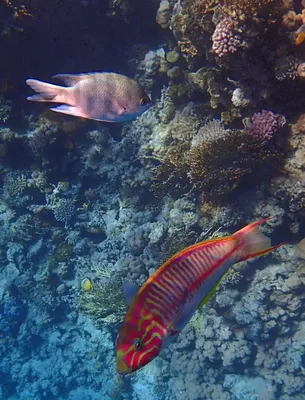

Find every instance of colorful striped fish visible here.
[116,218,282,374]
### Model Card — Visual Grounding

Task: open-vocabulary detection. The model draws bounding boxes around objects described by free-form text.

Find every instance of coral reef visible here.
[150,116,284,201]
[212,17,244,57]
[0,0,305,399]
[244,109,286,143]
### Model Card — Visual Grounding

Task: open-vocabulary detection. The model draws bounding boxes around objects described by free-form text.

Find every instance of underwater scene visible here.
[1,0,305,399]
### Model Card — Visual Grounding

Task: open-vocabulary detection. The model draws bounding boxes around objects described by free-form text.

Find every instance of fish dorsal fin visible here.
[122,281,140,305]
[52,73,89,87]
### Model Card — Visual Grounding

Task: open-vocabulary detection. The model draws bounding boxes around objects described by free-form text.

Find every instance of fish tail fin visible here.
[233,217,283,262]
[26,79,68,103]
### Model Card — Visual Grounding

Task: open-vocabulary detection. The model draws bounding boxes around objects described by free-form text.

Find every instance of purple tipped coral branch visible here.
[244,110,286,144]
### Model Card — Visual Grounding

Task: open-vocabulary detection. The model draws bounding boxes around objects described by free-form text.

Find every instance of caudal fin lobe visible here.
[234,218,283,262]
[26,79,67,103]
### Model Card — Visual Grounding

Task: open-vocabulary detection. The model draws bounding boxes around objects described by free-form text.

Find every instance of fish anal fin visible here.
[50,105,86,118]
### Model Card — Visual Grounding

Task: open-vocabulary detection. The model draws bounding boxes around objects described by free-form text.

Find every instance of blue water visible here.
[0,1,305,399]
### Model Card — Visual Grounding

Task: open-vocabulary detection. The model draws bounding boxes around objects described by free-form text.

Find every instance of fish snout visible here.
[116,357,132,375]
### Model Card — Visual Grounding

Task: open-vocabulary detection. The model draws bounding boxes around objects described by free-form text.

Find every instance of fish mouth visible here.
[116,358,132,375]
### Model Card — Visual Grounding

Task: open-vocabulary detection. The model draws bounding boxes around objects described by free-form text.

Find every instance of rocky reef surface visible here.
[0,0,305,399]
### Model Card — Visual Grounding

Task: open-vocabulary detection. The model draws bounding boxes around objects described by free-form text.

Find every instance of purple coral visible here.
[244,110,286,143]
[212,17,243,57]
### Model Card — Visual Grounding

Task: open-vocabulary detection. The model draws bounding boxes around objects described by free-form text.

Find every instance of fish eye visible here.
[133,338,143,351]
[140,98,149,106]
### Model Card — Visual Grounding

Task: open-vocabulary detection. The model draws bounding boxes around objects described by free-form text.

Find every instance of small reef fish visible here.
[295,24,305,46]
[26,72,151,122]
[116,218,282,374]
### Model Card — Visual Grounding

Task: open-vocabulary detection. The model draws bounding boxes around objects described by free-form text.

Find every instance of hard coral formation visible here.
[186,0,282,19]
[218,0,281,19]
[274,56,301,81]
[212,17,244,57]
[244,109,286,143]
[79,279,125,327]
[152,118,283,201]
[152,146,191,197]
[1,0,305,399]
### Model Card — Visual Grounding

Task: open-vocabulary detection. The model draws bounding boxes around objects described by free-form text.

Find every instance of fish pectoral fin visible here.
[161,331,178,351]
[197,273,226,309]
[52,73,89,87]
[171,301,198,332]
[122,281,140,305]
[50,105,86,118]
[170,269,229,331]
[166,289,194,332]
[118,107,127,115]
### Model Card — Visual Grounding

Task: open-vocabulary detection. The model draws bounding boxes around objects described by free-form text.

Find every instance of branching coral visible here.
[3,171,27,197]
[160,228,198,263]
[185,0,283,19]
[244,109,286,144]
[218,0,282,19]
[212,17,244,57]
[52,198,76,225]
[191,119,229,146]
[183,0,218,14]
[79,278,126,327]
[151,145,191,198]
[187,130,253,197]
[29,129,53,157]
[152,120,283,201]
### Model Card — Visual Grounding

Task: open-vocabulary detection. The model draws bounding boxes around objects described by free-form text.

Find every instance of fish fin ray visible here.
[52,73,89,86]
[50,105,86,118]
[26,79,65,103]
[161,331,178,350]
[171,258,234,331]
[122,281,139,305]
[197,267,234,308]
[234,218,283,262]
[170,300,198,331]
[240,243,284,262]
